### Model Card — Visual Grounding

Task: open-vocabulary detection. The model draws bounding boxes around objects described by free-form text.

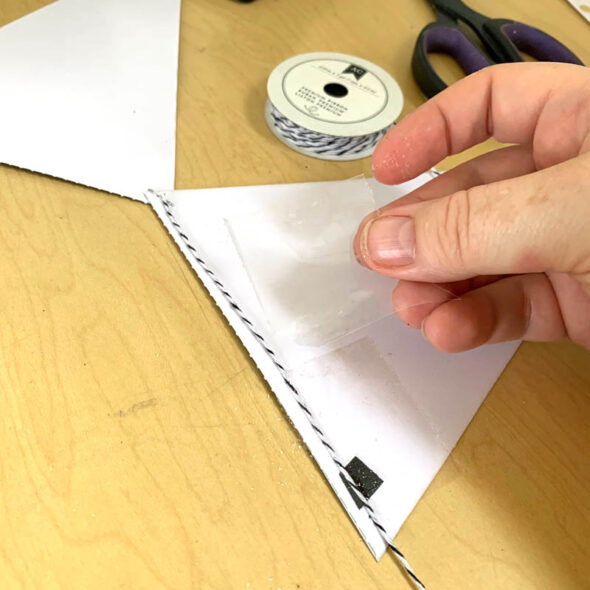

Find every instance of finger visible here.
[372,62,590,185]
[421,273,566,353]
[380,144,535,210]
[392,276,503,328]
[357,154,590,282]
[393,281,461,328]
[355,145,534,260]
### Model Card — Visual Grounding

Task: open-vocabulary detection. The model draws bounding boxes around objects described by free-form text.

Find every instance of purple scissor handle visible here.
[412,0,584,98]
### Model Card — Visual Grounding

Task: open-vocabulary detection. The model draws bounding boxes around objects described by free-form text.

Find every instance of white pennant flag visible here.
[0,0,181,202]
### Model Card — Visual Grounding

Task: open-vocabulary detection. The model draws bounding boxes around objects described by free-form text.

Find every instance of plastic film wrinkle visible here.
[225,176,395,348]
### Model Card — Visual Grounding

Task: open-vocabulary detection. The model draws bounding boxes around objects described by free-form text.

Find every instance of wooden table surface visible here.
[1,1,589,588]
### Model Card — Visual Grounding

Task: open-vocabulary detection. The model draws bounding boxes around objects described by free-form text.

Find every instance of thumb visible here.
[357,156,590,282]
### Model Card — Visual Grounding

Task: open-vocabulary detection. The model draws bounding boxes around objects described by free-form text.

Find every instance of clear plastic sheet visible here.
[226,176,393,347]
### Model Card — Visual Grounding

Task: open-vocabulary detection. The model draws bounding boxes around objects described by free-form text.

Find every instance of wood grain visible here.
[0,1,589,589]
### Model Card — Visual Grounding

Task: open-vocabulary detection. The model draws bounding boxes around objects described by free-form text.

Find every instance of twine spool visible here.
[265,52,403,161]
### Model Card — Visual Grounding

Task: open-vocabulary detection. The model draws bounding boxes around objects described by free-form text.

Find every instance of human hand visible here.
[354,62,590,352]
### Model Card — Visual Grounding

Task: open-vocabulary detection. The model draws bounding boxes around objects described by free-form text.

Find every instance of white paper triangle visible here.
[146,177,519,559]
[0,0,181,202]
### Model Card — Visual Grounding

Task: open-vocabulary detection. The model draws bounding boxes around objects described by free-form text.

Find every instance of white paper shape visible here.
[146,176,519,559]
[0,0,181,202]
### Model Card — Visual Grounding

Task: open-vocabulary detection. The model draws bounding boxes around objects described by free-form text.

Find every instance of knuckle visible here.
[431,188,474,270]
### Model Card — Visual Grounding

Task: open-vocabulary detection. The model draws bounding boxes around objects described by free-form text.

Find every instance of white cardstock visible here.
[0,0,181,202]
[146,176,519,559]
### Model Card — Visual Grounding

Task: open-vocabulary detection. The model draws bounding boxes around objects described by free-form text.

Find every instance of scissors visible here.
[412,0,584,98]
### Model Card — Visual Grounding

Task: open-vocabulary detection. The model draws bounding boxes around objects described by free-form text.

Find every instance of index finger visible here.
[372,62,583,185]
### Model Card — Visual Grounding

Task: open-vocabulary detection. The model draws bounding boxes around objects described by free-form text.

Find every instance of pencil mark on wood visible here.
[116,398,158,418]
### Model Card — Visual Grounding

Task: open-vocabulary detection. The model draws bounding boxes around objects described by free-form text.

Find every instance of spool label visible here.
[268,52,403,138]
[284,59,387,124]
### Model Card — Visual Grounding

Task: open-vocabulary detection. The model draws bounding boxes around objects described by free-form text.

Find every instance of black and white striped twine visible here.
[266,102,393,159]
[151,190,426,589]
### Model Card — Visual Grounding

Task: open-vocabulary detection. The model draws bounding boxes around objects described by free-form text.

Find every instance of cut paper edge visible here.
[0,0,181,202]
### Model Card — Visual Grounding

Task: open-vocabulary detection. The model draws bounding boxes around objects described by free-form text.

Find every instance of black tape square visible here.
[340,456,383,508]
